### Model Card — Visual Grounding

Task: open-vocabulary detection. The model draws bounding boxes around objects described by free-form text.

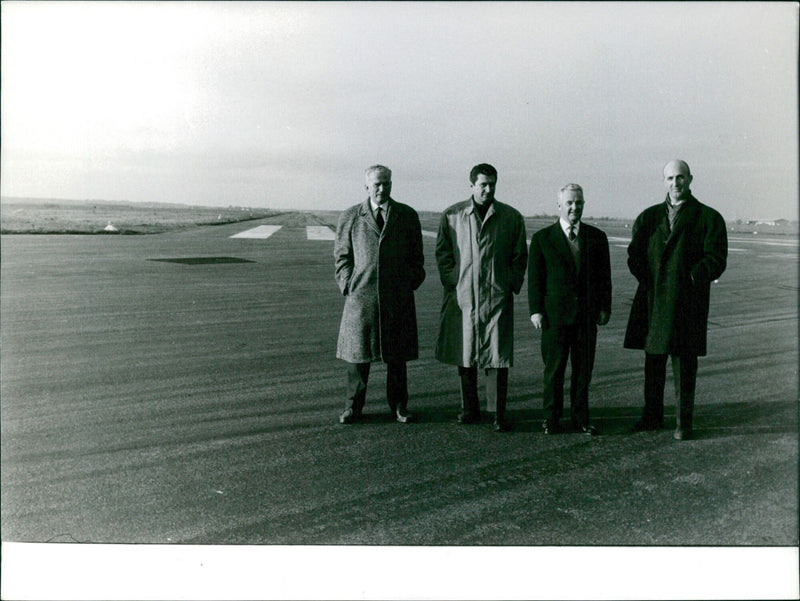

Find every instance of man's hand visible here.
[530,313,545,330]
[597,310,610,326]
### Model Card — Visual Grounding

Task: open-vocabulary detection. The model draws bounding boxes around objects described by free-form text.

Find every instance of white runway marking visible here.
[728,237,798,248]
[230,225,283,239]
[307,226,336,240]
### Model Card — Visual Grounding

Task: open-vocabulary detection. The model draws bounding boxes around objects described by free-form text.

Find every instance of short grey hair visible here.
[559,183,583,198]
[365,164,392,180]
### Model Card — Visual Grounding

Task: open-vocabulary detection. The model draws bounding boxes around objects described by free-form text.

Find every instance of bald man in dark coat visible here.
[624,160,727,440]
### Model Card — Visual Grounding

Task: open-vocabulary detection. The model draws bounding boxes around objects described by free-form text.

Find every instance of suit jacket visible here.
[334,198,425,363]
[624,195,727,356]
[527,221,612,327]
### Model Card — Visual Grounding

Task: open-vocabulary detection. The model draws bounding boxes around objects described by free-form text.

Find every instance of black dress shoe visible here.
[339,408,361,424]
[574,423,599,436]
[543,421,565,435]
[673,427,693,440]
[457,411,482,424]
[634,418,663,431]
[493,418,511,432]
[395,409,414,424]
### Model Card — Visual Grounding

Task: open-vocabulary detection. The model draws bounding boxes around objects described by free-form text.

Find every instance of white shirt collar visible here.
[370,199,389,213]
[559,217,580,237]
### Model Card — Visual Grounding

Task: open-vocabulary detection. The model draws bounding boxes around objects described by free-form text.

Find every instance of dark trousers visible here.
[345,361,408,415]
[541,322,597,426]
[643,353,698,427]
[458,366,508,418]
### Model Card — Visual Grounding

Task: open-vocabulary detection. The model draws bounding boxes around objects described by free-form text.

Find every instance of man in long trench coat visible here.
[624,160,727,440]
[334,165,425,424]
[435,163,528,432]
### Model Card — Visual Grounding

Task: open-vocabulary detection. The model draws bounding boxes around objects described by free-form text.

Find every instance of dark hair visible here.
[469,163,498,184]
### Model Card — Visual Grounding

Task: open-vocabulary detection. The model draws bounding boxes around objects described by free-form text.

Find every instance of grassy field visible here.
[0,198,282,234]
[2,198,797,237]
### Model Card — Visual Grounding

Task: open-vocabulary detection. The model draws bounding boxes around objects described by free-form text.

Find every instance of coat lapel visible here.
[463,200,478,233]
[359,198,382,236]
[481,200,497,231]
[382,199,397,236]
[577,225,588,272]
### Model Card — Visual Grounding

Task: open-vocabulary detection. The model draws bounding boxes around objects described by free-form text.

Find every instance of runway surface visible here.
[2,211,797,546]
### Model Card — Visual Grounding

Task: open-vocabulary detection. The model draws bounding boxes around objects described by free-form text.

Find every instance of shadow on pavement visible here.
[407,400,797,438]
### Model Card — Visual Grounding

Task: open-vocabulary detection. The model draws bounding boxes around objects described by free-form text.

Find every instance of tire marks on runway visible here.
[180,435,648,544]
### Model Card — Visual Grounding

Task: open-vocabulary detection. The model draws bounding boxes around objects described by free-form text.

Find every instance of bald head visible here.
[663,160,691,178]
[663,159,693,204]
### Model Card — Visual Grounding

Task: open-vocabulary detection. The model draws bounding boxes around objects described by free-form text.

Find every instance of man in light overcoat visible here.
[334,165,425,424]
[435,163,528,431]
[624,160,727,440]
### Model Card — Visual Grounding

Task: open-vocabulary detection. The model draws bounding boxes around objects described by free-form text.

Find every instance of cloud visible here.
[1,1,797,218]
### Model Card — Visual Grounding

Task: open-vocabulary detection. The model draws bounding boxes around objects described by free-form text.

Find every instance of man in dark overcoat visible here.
[528,184,612,435]
[334,165,425,424]
[624,160,727,440]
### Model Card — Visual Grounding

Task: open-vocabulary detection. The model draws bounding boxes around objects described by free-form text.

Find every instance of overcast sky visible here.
[2,1,797,219]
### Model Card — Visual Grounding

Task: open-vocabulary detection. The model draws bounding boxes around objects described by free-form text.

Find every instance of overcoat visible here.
[335,198,425,363]
[527,221,612,327]
[435,199,528,368]
[623,195,727,356]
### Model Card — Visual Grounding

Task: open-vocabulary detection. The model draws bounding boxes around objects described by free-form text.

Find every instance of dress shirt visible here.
[371,200,389,228]
[559,218,580,240]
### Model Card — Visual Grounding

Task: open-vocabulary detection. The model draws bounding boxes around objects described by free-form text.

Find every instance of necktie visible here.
[376,207,384,230]
[568,226,580,268]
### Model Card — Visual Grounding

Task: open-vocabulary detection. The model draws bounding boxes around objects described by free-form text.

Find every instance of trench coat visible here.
[623,195,727,356]
[435,199,528,368]
[335,198,425,363]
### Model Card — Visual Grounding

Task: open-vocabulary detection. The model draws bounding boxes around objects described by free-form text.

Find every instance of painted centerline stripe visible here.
[230,225,282,239]
[307,226,336,240]
[727,237,797,248]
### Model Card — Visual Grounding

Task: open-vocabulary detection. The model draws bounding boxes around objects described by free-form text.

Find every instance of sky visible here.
[1,1,797,220]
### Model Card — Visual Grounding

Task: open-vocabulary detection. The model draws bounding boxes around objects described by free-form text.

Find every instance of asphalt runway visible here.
[1,211,797,547]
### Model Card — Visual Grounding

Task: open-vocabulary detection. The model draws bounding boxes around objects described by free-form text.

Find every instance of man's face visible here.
[471,173,497,206]
[365,171,392,205]
[663,161,693,203]
[558,189,584,225]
